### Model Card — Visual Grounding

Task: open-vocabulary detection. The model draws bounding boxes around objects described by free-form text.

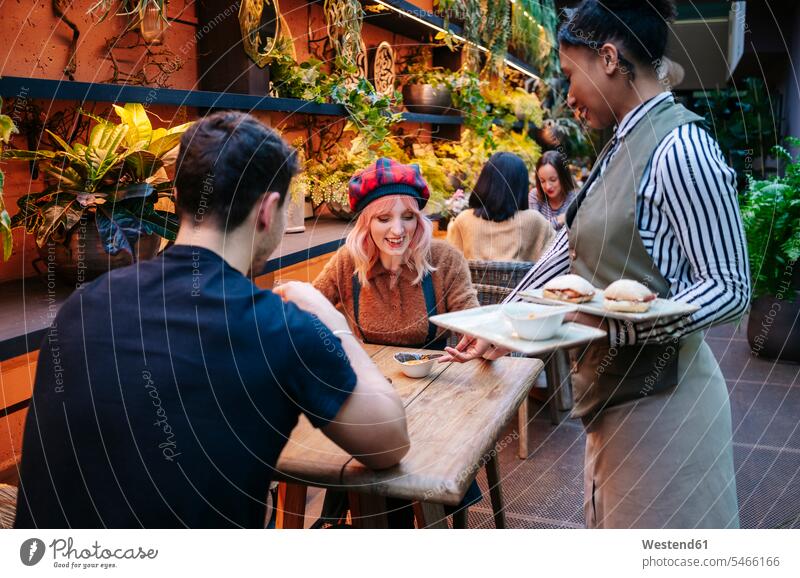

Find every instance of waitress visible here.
[444,0,749,528]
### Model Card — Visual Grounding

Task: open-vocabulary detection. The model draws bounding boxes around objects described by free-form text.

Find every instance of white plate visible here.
[430,305,606,356]
[518,288,700,323]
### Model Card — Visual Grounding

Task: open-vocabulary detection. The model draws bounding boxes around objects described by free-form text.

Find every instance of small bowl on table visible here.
[500,302,576,341]
[393,352,442,378]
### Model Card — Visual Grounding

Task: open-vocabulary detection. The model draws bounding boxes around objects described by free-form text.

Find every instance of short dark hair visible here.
[534,150,577,206]
[469,152,529,222]
[558,0,677,79]
[174,111,300,230]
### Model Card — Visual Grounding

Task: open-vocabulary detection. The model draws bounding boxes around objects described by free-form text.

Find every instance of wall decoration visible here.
[324,0,365,71]
[373,41,396,96]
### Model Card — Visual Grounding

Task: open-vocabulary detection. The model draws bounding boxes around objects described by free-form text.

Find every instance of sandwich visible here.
[603,279,657,312]
[542,274,596,304]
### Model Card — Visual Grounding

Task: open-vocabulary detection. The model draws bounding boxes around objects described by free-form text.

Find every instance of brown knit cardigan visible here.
[313,240,479,346]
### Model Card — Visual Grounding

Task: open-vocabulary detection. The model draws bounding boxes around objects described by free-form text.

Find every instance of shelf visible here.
[0,76,467,126]
[360,0,541,80]
[0,218,350,365]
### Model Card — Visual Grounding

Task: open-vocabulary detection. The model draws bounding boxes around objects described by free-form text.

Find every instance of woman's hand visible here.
[439,335,510,363]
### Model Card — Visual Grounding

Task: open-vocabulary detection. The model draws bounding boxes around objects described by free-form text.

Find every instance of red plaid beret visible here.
[348,157,430,213]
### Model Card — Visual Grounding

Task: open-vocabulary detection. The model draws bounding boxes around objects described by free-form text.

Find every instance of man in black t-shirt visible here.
[14,112,409,528]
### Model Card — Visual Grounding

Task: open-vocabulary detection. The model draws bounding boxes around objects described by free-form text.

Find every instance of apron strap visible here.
[421,272,439,345]
[566,135,617,228]
[351,271,441,347]
[351,273,364,338]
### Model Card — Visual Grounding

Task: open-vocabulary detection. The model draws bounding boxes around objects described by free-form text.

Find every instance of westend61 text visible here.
[642,539,708,550]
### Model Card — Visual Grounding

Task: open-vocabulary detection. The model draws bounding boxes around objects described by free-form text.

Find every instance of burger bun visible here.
[602,298,651,313]
[603,279,656,312]
[542,274,596,303]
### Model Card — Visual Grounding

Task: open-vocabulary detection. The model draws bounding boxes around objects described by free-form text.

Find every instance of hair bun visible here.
[600,0,676,21]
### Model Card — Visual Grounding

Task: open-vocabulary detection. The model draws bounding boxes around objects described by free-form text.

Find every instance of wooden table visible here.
[274,344,543,528]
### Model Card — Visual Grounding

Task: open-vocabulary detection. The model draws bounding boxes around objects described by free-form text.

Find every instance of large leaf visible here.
[123,150,162,181]
[0,169,10,260]
[85,121,127,187]
[95,205,141,255]
[0,114,17,144]
[138,206,179,240]
[1,209,11,261]
[114,103,152,150]
[147,122,193,157]
[45,129,81,158]
[111,202,174,241]
[35,197,83,247]
[107,182,155,202]
[2,148,60,162]
[42,162,86,190]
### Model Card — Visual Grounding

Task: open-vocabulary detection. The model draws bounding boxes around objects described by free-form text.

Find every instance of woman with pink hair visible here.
[314,158,479,350]
[313,158,482,527]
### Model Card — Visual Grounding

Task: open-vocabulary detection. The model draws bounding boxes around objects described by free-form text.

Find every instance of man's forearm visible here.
[336,333,400,403]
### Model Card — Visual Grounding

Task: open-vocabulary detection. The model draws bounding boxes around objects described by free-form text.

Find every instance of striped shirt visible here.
[528,190,577,229]
[506,92,751,346]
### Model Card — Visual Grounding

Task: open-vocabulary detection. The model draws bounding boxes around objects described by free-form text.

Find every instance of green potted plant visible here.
[401,67,454,116]
[5,103,190,284]
[742,138,800,362]
[0,97,18,261]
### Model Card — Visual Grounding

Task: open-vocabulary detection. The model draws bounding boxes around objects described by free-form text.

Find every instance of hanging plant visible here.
[239,0,295,68]
[482,0,510,78]
[88,0,169,40]
[510,0,559,74]
[328,76,403,152]
[0,97,19,260]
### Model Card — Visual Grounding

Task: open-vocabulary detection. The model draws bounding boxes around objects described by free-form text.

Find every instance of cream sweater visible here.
[446,209,555,262]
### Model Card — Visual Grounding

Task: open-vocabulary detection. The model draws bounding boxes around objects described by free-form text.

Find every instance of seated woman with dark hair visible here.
[529,150,577,229]
[447,152,554,262]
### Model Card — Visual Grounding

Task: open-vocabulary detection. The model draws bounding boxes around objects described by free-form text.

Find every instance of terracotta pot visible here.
[34,215,161,286]
[747,292,800,363]
[402,84,453,115]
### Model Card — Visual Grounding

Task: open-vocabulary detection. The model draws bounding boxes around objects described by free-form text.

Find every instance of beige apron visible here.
[567,98,740,528]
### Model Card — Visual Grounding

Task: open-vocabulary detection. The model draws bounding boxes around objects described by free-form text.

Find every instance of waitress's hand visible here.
[439,335,510,363]
[566,311,609,333]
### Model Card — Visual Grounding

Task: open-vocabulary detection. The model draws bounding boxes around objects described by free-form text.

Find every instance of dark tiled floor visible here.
[464,320,800,529]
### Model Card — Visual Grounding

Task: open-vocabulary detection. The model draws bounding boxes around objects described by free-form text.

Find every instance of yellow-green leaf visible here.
[114,103,152,149]
[0,114,17,144]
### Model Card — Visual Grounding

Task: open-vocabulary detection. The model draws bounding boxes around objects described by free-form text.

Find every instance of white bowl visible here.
[393,352,439,378]
[500,302,576,341]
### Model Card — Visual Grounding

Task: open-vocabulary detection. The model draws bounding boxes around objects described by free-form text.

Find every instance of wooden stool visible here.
[276,453,508,530]
[0,484,17,529]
